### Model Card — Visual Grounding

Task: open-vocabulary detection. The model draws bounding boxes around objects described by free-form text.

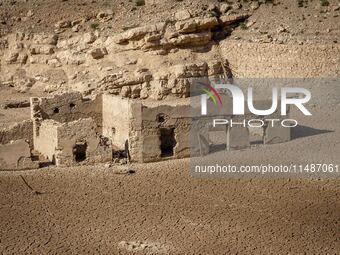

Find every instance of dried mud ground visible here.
[0,83,340,255]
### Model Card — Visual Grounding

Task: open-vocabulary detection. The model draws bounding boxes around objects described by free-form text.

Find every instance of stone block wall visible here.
[0,139,39,170]
[0,120,33,147]
[31,91,102,132]
[0,118,36,170]
[28,93,293,166]
[32,117,111,167]
[126,96,293,163]
[128,101,143,162]
[31,92,111,166]
[128,99,193,163]
[55,118,112,167]
[102,94,130,150]
[33,119,58,162]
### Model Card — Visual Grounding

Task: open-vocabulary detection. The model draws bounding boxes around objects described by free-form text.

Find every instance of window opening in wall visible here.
[157,114,165,123]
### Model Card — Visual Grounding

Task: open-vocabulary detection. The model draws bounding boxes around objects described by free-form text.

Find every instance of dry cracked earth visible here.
[0,161,339,254]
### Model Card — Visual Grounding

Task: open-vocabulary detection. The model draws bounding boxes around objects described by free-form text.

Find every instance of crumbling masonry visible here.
[0,89,292,170]
[25,90,291,167]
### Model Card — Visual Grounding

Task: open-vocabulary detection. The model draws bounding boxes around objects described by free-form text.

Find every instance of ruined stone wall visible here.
[30,91,105,165]
[55,118,111,167]
[32,116,112,167]
[102,94,130,149]
[0,139,39,171]
[127,93,293,163]
[31,92,103,132]
[33,119,58,162]
[0,120,33,147]
[128,100,192,163]
[128,101,143,162]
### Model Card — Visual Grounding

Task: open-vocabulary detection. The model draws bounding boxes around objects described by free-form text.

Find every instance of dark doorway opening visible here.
[73,142,87,162]
[160,128,176,157]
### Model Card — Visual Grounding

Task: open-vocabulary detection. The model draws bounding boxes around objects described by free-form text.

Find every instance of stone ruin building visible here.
[0,8,292,170]
[0,87,291,170]
[30,92,194,166]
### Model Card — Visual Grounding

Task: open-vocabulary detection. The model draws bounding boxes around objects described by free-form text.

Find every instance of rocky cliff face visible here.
[0,0,339,101]
[0,4,249,100]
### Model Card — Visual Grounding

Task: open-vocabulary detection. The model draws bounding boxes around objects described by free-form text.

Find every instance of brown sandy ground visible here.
[0,160,339,254]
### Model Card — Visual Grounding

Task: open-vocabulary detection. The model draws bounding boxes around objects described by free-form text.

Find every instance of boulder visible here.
[15,78,36,92]
[29,55,50,65]
[71,19,83,26]
[120,86,131,97]
[232,2,242,10]
[175,10,191,21]
[89,47,108,59]
[32,33,58,45]
[131,85,141,98]
[83,32,97,44]
[55,20,71,29]
[175,17,219,33]
[145,0,160,5]
[47,58,62,67]
[99,72,150,90]
[5,51,19,64]
[1,99,30,109]
[56,50,86,65]
[208,61,223,76]
[27,10,34,17]
[196,17,219,30]
[172,62,208,78]
[29,45,55,55]
[220,3,231,13]
[0,38,8,50]
[72,24,81,32]
[250,1,260,10]
[113,22,166,44]
[175,19,197,33]
[57,36,87,49]
[97,10,113,21]
[17,53,28,64]
[170,32,212,47]
[0,120,33,146]
[220,13,250,26]
[72,81,97,95]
